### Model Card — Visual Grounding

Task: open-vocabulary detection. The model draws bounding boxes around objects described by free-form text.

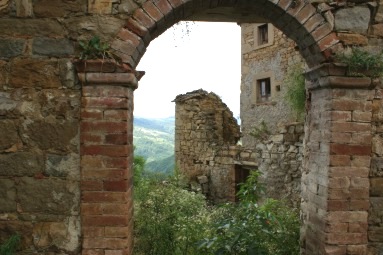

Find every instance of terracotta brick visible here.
[329,167,369,178]
[142,1,163,23]
[328,188,350,200]
[311,23,332,43]
[125,17,150,40]
[82,121,128,134]
[82,86,131,98]
[327,211,368,223]
[82,203,103,215]
[332,99,372,111]
[324,245,347,255]
[294,3,316,24]
[81,156,104,168]
[317,33,339,52]
[327,200,349,211]
[82,169,127,181]
[104,227,129,238]
[350,177,369,189]
[153,0,173,17]
[102,204,130,215]
[337,33,368,46]
[117,29,141,47]
[349,222,368,233]
[81,133,103,144]
[83,215,129,227]
[104,110,128,120]
[331,122,371,133]
[304,13,325,33]
[82,226,105,237]
[133,8,155,30]
[330,144,371,156]
[103,157,129,169]
[328,177,350,189]
[105,250,129,255]
[331,132,351,144]
[331,111,351,122]
[82,109,103,120]
[326,232,367,245]
[82,249,105,255]
[81,180,103,191]
[349,200,369,211]
[352,111,372,122]
[83,238,129,249]
[329,155,351,166]
[346,245,367,255]
[325,222,348,232]
[82,191,128,203]
[278,0,293,10]
[81,145,130,157]
[351,156,371,167]
[103,180,128,192]
[104,133,128,145]
[168,0,183,8]
[82,97,128,109]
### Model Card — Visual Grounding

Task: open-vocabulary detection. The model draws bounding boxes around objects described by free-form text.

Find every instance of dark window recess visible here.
[258,24,268,45]
[258,78,271,102]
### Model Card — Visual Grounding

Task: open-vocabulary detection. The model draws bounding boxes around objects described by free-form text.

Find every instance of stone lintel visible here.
[77,72,138,89]
[312,76,372,89]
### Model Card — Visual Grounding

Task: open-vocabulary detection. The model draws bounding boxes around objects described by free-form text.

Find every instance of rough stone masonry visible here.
[0,0,383,254]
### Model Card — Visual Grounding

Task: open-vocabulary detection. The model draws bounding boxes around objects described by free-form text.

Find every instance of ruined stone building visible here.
[175,24,304,206]
[1,1,383,254]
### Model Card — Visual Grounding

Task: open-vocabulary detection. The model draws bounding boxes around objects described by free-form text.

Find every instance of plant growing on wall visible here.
[284,64,306,120]
[250,120,271,142]
[78,36,117,61]
[335,47,383,78]
[0,234,20,255]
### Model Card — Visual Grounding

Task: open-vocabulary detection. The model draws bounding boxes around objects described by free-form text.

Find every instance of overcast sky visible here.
[134,21,241,119]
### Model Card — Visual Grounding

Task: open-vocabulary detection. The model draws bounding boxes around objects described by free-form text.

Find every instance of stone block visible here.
[0,19,66,37]
[371,157,383,177]
[334,6,370,34]
[88,0,113,14]
[32,37,74,57]
[372,23,383,37]
[370,178,383,197]
[23,119,79,152]
[17,177,80,214]
[0,38,25,59]
[0,179,16,212]
[0,120,19,152]
[369,197,383,225]
[45,153,80,180]
[15,0,32,17]
[0,0,9,12]
[33,0,86,17]
[9,58,62,88]
[0,152,42,177]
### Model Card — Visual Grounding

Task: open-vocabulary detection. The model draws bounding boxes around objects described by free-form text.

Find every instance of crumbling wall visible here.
[174,89,241,202]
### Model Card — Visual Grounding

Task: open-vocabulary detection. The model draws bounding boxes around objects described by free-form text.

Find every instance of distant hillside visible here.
[133,117,175,173]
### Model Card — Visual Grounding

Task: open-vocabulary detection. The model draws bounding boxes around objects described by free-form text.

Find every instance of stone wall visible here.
[174,89,241,203]
[240,23,305,147]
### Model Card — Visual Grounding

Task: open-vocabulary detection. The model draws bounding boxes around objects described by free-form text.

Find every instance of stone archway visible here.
[0,0,381,254]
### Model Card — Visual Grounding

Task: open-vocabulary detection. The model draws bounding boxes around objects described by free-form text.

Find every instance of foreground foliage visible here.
[134,161,300,255]
[0,234,20,255]
[284,64,306,120]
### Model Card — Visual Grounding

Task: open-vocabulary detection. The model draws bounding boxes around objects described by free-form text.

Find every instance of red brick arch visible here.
[112,0,339,69]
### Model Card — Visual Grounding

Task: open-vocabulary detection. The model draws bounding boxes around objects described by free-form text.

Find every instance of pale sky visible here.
[134,21,241,119]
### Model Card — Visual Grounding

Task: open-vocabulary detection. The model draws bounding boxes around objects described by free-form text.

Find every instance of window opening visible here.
[258,24,268,45]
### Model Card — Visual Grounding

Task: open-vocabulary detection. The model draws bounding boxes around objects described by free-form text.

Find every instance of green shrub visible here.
[198,171,300,255]
[336,47,383,78]
[134,176,210,255]
[249,121,270,142]
[284,64,306,120]
[0,234,20,255]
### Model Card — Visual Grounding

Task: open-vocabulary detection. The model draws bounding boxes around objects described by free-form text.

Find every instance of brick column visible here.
[302,65,373,255]
[75,61,137,255]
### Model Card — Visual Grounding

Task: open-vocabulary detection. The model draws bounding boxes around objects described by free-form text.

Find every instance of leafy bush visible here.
[78,36,117,61]
[134,176,210,255]
[133,170,300,255]
[284,64,306,120]
[336,47,383,78]
[0,234,20,255]
[198,171,300,255]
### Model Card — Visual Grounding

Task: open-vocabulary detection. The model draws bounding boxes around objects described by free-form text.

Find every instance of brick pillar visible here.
[75,61,137,255]
[302,67,373,255]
